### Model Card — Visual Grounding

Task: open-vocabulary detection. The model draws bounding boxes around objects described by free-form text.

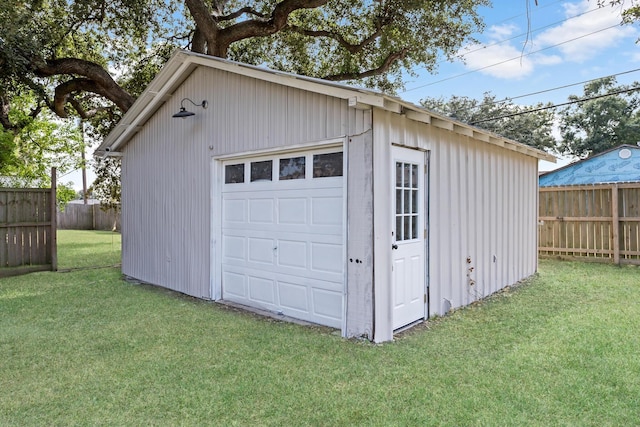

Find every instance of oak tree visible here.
[422,93,557,152]
[1,0,489,123]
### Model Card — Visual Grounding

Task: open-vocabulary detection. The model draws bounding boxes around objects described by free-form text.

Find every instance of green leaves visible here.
[0,91,83,190]
[422,93,556,152]
[559,77,640,158]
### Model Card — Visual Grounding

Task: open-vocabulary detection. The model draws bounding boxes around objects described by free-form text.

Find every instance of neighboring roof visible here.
[95,49,555,162]
[539,145,640,187]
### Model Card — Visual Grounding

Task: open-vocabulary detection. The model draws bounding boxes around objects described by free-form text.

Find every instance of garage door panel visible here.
[222,235,245,261]
[312,288,343,323]
[278,198,307,224]
[221,149,344,328]
[223,260,342,284]
[277,240,307,269]
[248,237,275,264]
[278,281,309,312]
[223,271,246,298]
[249,199,275,224]
[311,196,343,226]
[311,242,344,274]
[223,199,246,223]
[248,275,276,304]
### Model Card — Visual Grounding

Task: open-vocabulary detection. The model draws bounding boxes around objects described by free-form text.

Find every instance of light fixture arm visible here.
[180,98,208,110]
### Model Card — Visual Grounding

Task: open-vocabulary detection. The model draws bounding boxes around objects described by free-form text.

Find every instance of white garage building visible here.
[96,50,554,342]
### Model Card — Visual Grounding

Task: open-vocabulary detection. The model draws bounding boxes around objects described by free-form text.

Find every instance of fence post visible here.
[50,167,58,271]
[612,184,620,265]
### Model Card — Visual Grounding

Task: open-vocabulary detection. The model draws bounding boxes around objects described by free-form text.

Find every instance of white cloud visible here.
[487,23,519,39]
[460,42,535,79]
[457,0,638,81]
[534,0,637,63]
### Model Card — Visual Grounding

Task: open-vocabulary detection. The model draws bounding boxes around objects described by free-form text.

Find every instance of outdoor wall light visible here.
[172,98,208,118]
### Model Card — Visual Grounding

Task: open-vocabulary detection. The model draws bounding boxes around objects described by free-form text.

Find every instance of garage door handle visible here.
[392,244,398,250]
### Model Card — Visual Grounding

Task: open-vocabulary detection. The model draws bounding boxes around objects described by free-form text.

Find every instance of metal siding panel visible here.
[121,65,368,309]
[373,109,539,319]
[346,125,374,338]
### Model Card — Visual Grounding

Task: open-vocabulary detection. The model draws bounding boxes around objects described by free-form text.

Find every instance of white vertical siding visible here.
[122,66,369,302]
[345,120,374,339]
[372,109,538,340]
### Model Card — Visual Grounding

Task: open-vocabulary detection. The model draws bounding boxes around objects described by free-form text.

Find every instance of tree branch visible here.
[286,25,383,54]
[215,0,330,57]
[33,58,135,114]
[185,0,329,58]
[322,49,408,81]
[184,0,220,55]
[216,7,266,22]
[68,96,113,120]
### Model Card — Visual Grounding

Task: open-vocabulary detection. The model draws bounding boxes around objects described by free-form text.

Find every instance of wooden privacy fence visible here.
[0,169,57,277]
[539,183,640,265]
[57,203,120,231]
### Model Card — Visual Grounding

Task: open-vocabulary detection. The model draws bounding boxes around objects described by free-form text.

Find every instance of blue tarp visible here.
[539,145,640,187]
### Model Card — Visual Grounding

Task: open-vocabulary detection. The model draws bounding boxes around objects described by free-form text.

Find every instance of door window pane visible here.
[412,190,418,214]
[279,156,305,180]
[225,164,244,184]
[404,189,410,214]
[394,160,421,242]
[403,163,411,187]
[251,160,272,182]
[404,216,411,240]
[411,215,418,239]
[313,152,343,178]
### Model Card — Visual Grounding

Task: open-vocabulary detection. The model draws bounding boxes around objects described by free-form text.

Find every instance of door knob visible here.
[392,244,398,250]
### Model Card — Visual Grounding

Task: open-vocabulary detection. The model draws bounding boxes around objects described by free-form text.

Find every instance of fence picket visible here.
[0,168,57,277]
[539,183,640,264]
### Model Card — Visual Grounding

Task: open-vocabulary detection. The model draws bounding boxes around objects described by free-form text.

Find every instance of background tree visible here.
[0,91,82,206]
[558,77,640,158]
[422,93,557,152]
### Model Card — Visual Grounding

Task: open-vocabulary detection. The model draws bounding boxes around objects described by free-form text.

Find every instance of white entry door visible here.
[392,146,426,330]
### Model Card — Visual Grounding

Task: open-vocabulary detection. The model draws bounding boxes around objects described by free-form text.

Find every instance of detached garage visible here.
[96,50,554,342]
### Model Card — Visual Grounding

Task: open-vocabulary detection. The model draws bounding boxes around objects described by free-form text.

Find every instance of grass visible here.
[1,230,640,425]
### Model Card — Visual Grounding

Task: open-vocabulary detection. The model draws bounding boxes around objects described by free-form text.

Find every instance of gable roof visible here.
[95,49,555,162]
[539,145,640,187]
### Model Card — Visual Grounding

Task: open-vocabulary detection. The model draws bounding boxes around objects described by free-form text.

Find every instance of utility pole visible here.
[80,120,88,205]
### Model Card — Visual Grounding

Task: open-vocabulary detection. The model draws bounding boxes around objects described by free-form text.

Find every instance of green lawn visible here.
[1,230,639,426]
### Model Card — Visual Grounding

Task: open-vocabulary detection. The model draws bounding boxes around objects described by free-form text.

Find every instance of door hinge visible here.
[424,229,427,239]
[424,294,427,303]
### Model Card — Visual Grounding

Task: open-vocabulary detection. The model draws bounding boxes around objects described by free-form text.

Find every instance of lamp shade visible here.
[172,107,196,118]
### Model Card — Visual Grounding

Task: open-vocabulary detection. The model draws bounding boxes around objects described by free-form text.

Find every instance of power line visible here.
[402,23,623,94]
[435,4,602,71]
[447,67,640,115]
[470,86,640,125]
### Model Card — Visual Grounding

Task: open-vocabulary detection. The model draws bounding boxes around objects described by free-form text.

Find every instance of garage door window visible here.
[225,164,244,184]
[279,156,305,180]
[251,160,272,182]
[313,152,343,178]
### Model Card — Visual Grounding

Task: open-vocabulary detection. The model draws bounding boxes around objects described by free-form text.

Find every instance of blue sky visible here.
[399,0,640,170]
[401,0,639,107]
[68,0,640,190]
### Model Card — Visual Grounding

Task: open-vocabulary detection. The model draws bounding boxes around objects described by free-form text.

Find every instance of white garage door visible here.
[220,148,345,328]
